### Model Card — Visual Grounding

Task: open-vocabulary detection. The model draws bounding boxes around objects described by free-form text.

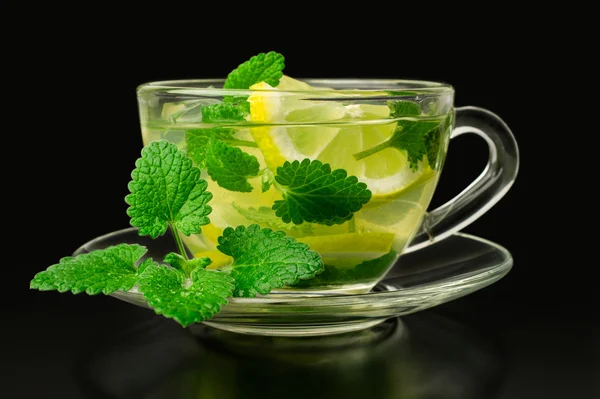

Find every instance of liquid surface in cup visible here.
[140,78,453,293]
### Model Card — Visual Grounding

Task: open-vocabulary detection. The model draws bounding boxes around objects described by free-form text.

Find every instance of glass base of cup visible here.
[199,318,389,337]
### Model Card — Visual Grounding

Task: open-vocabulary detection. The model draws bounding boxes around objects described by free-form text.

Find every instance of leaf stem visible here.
[353,140,391,161]
[348,217,356,233]
[170,224,189,261]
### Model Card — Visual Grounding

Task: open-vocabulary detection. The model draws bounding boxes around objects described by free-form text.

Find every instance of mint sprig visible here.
[217,225,323,297]
[31,140,325,327]
[272,159,372,226]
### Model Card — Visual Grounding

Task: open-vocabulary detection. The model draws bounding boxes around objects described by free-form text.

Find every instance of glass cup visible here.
[136,79,519,294]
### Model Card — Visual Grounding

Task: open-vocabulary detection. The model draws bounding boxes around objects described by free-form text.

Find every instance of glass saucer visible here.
[74,228,512,337]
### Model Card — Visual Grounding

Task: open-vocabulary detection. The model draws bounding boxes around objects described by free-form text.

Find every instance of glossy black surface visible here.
[6,289,597,398]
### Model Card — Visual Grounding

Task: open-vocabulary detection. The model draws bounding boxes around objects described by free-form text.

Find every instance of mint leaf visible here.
[426,112,453,169]
[163,253,212,277]
[224,52,285,89]
[138,264,234,327]
[389,100,421,117]
[205,140,260,192]
[30,244,154,295]
[201,102,248,123]
[272,159,372,226]
[426,126,442,168]
[186,128,237,168]
[390,120,442,170]
[353,118,443,170]
[125,140,213,238]
[186,129,260,192]
[217,224,323,297]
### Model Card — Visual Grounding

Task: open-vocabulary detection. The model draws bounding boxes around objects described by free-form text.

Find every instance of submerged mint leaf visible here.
[201,102,248,122]
[30,244,155,295]
[425,126,442,169]
[186,128,237,168]
[353,118,443,170]
[389,100,421,117]
[390,120,442,170]
[163,253,212,277]
[217,224,323,297]
[272,159,372,226]
[205,141,260,192]
[138,264,234,327]
[224,52,285,89]
[125,141,213,238]
[426,112,453,169]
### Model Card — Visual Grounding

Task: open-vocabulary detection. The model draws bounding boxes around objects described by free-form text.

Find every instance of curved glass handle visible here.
[405,106,520,253]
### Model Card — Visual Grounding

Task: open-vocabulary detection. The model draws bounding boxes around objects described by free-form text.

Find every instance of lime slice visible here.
[248,78,432,199]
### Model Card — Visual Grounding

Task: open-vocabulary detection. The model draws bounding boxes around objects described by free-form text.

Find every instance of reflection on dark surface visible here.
[76,313,505,399]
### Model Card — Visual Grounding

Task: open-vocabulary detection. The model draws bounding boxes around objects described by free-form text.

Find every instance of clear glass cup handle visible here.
[405,106,520,253]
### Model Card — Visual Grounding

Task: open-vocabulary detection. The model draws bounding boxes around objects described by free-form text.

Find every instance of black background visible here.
[4,18,595,398]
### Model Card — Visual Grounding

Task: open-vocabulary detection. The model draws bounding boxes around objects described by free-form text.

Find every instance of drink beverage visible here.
[138,78,454,293]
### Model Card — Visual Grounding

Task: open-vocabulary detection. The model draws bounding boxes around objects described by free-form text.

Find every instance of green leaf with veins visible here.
[425,126,442,168]
[125,141,213,238]
[353,119,443,170]
[205,140,260,192]
[224,52,285,89]
[185,128,260,192]
[201,102,248,122]
[138,264,234,327]
[272,159,372,226]
[389,100,421,117]
[30,244,155,295]
[163,253,212,277]
[391,120,442,170]
[185,128,238,168]
[217,224,323,297]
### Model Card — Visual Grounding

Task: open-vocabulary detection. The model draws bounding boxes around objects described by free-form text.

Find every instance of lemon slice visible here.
[297,232,395,268]
[248,77,431,199]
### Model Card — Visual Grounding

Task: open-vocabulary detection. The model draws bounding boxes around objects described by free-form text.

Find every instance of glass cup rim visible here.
[136,78,455,97]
